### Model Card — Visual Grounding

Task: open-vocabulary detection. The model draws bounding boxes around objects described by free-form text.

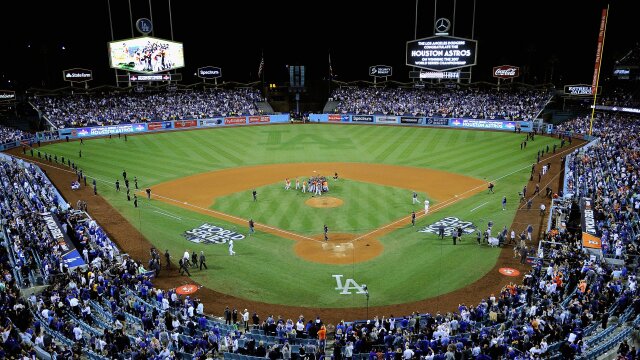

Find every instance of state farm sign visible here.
[493,65,520,79]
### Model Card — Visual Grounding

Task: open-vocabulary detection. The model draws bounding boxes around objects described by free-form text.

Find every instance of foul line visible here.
[470,202,489,212]
[153,210,182,221]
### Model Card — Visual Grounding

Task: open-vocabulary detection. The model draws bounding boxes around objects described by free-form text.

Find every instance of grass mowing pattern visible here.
[37,125,561,307]
[212,179,431,235]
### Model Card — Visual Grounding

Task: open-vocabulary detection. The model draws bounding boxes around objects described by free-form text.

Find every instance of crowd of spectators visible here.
[557,113,640,262]
[331,87,552,120]
[31,88,263,128]
[0,124,32,145]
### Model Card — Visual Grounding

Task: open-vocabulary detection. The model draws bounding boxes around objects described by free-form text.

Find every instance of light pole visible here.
[363,285,369,320]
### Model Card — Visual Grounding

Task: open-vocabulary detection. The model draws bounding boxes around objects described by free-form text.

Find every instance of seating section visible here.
[31,88,263,128]
[331,87,552,120]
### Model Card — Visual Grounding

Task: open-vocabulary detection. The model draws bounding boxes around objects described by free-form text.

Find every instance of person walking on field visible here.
[249,218,255,236]
[324,224,329,241]
[412,191,419,204]
[502,196,507,211]
[411,211,416,226]
[228,239,236,255]
[424,199,430,215]
[199,251,207,270]
[252,189,257,201]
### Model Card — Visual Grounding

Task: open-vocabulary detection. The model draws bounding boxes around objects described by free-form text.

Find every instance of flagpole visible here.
[328,50,332,98]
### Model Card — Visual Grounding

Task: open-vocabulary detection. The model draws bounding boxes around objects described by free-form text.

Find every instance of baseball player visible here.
[285,178,291,190]
[315,181,322,196]
[412,191,418,204]
[424,199,430,215]
[228,239,235,256]
[302,181,307,193]
[411,211,416,226]
[324,224,329,241]
[295,178,300,190]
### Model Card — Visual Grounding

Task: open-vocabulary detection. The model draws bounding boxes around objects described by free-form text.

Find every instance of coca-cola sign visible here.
[493,65,520,79]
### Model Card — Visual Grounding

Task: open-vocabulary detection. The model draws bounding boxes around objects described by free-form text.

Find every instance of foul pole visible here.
[589,5,609,136]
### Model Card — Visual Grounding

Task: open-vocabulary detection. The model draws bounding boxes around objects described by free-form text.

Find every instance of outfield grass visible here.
[38,125,561,307]
[212,179,430,235]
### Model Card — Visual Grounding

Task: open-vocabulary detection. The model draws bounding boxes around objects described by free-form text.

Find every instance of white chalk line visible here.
[470,202,489,212]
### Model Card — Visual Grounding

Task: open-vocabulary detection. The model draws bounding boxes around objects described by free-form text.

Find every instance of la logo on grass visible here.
[333,275,367,295]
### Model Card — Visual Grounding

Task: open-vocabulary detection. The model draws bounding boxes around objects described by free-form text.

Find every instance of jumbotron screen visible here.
[108,36,184,74]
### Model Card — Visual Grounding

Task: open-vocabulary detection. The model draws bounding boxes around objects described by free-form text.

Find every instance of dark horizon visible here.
[0,0,637,90]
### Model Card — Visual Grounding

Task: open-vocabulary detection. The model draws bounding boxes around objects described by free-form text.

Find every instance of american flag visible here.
[258,52,264,78]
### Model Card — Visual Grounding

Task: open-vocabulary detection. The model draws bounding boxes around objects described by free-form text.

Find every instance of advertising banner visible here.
[248,116,271,124]
[75,123,147,137]
[400,117,423,124]
[63,68,93,82]
[197,66,222,79]
[41,213,86,268]
[0,90,16,102]
[199,119,223,127]
[369,65,393,77]
[449,119,516,131]
[492,65,520,79]
[376,116,398,124]
[580,197,602,249]
[351,115,374,123]
[174,120,198,128]
[225,116,247,125]
[341,115,351,122]
[147,121,173,131]
[328,114,342,122]
[426,118,449,126]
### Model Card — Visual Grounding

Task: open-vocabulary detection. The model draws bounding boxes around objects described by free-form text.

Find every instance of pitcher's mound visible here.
[294,233,383,264]
[305,196,344,208]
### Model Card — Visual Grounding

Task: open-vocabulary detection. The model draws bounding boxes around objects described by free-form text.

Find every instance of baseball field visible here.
[38,124,562,309]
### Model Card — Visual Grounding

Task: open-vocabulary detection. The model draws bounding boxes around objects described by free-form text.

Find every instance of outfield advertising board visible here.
[449,119,516,130]
[328,114,342,122]
[426,118,449,126]
[351,115,374,123]
[75,123,147,137]
[376,116,398,124]
[174,120,198,128]
[225,117,247,125]
[249,116,270,124]
[148,121,173,131]
[400,117,423,125]
[199,119,223,127]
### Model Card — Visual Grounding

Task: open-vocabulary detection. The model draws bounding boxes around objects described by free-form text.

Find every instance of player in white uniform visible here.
[228,240,235,256]
[424,199,430,215]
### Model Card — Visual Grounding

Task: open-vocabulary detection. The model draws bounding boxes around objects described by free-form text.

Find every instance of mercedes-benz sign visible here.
[63,68,93,82]
[197,66,222,79]
[406,35,477,72]
[369,65,392,78]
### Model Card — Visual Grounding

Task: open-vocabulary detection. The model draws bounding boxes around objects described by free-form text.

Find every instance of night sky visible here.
[0,0,636,90]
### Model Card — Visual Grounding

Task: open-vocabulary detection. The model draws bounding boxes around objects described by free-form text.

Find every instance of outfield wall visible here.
[309,113,533,132]
[56,114,291,139]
